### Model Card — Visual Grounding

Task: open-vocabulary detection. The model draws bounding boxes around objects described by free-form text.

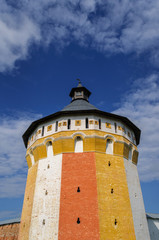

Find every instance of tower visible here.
[18,82,150,240]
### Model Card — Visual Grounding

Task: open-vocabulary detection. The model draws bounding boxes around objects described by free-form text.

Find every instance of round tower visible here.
[18,82,150,240]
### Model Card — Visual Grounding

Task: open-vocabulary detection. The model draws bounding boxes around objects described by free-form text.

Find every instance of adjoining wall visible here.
[0,222,20,240]
[147,214,159,240]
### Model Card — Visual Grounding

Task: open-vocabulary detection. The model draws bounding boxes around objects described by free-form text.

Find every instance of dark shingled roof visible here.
[61,99,98,111]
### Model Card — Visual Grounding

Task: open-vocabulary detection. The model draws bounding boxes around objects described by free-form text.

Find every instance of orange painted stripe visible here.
[58,152,100,240]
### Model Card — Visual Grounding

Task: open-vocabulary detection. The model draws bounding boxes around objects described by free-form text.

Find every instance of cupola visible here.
[69,79,91,102]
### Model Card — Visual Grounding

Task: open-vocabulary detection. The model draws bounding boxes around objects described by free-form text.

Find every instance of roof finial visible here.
[76,78,82,87]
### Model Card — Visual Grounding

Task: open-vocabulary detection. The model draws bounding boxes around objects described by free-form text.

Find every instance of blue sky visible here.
[0,0,159,220]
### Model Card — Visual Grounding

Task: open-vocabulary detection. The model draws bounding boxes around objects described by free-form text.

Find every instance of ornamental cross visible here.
[76,78,81,85]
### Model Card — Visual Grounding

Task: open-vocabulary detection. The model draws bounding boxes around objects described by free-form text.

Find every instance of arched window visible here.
[106,139,113,154]
[75,136,83,153]
[46,141,53,158]
[30,151,35,165]
[129,147,133,161]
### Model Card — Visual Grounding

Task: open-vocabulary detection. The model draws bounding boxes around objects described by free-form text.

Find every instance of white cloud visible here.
[0,112,41,198]
[113,74,159,182]
[0,1,40,72]
[1,0,159,71]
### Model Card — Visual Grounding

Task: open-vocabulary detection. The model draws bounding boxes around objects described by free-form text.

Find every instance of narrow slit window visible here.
[42,126,44,136]
[55,121,58,132]
[67,119,71,129]
[99,119,101,129]
[108,161,111,166]
[86,118,89,128]
[114,123,117,133]
[77,187,80,192]
[111,188,114,194]
[77,218,80,224]
[129,147,133,161]
[114,219,117,225]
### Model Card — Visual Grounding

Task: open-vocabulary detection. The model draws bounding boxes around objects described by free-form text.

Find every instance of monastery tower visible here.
[18,81,150,240]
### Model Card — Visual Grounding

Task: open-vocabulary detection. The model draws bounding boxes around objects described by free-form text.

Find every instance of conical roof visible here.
[61,99,98,111]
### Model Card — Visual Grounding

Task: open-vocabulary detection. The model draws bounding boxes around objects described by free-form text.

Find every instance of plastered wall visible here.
[95,152,136,240]
[18,163,38,240]
[29,154,62,240]
[124,158,150,240]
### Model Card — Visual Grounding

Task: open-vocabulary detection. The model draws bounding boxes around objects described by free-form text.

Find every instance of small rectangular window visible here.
[55,121,58,132]
[86,118,89,128]
[99,119,101,129]
[67,119,71,129]
[42,126,44,136]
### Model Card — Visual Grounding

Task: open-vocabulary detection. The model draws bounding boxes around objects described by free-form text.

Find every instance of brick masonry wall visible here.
[58,152,100,240]
[0,223,20,240]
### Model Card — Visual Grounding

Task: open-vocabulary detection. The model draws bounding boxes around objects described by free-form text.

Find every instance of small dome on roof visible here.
[61,80,98,111]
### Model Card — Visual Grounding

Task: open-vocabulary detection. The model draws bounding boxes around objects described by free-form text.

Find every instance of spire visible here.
[69,79,91,102]
[76,78,82,87]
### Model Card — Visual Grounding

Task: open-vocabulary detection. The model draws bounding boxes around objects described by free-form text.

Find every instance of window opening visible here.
[86,118,89,128]
[42,126,44,136]
[75,136,83,153]
[47,164,50,169]
[106,139,113,154]
[108,161,111,166]
[114,123,117,133]
[46,141,53,158]
[114,219,117,225]
[129,147,132,161]
[77,187,80,192]
[77,218,80,224]
[55,121,58,132]
[99,119,101,129]
[45,190,48,195]
[30,151,35,165]
[111,188,114,194]
[43,219,45,225]
[68,119,71,129]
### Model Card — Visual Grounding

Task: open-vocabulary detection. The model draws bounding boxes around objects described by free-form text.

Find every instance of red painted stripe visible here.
[58,152,100,240]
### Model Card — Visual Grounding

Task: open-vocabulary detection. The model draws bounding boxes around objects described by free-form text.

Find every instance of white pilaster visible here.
[29,154,62,240]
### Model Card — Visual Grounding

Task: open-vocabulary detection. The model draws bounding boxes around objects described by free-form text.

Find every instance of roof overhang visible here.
[23,109,141,148]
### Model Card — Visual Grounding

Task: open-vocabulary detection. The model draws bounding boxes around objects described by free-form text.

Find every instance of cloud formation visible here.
[114,74,159,181]
[0,112,41,198]
[1,0,159,71]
